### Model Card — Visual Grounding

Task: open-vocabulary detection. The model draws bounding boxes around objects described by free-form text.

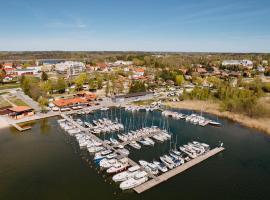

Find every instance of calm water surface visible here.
[0,108,269,200]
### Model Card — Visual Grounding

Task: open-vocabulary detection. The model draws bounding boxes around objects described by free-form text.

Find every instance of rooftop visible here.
[8,106,33,112]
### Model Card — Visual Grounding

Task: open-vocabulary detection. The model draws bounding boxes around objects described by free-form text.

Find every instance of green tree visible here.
[54,78,67,93]
[74,73,88,90]
[41,71,48,81]
[38,96,49,112]
[40,80,52,96]
[0,69,6,82]
[175,75,184,86]
[129,81,146,93]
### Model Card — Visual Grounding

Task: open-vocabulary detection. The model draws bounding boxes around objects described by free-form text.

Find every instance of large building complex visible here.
[55,61,85,76]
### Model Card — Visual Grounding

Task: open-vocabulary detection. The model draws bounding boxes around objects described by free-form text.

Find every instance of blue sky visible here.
[0,0,270,52]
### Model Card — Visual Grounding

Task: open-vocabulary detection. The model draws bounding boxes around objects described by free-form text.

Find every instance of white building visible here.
[55,61,85,75]
[113,60,133,66]
[222,60,253,69]
[26,66,41,73]
[14,69,39,76]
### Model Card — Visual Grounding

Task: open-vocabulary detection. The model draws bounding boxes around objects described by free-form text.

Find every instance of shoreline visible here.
[0,117,10,129]
[165,100,270,135]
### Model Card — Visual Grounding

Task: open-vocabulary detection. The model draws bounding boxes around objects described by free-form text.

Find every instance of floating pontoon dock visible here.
[133,147,225,194]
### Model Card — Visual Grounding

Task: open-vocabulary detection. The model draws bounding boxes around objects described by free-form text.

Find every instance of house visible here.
[55,61,85,75]
[27,66,41,73]
[112,91,154,103]
[113,60,133,66]
[96,63,109,71]
[3,63,13,69]
[2,75,13,83]
[53,92,97,108]
[8,106,34,119]
[53,97,88,108]
[75,91,97,101]
[195,67,207,74]
[257,66,265,73]
[4,67,16,75]
[222,60,253,69]
[262,60,268,66]
[14,69,38,76]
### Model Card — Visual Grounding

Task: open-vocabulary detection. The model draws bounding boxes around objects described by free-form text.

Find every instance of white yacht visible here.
[153,161,168,173]
[112,165,141,182]
[119,172,148,190]
[129,141,141,149]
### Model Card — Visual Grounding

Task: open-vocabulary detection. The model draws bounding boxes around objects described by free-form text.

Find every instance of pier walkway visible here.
[133,147,225,193]
[60,113,140,167]
[112,131,166,148]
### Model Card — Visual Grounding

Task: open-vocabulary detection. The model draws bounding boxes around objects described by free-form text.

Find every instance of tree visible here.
[21,76,39,97]
[0,69,6,82]
[41,71,48,81]
[88,78,98,90]
[175,75,184,86]
[74,73,88,90]
[38,96,49,112]
[54,78,67,93]
[40,80,52,96]
[105,81,110,96]
[129,81,146,93]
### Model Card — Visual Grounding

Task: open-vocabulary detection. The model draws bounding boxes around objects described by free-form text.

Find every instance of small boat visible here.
[119,171,148,190]
[107,162,129,174]
[112,166,140,182]
[129,141,141,149]
[160,156,174,169]
[153,161,168,173]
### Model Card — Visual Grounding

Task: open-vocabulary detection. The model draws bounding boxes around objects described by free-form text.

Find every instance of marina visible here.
[56,107,225,192]
[0,107,269,200]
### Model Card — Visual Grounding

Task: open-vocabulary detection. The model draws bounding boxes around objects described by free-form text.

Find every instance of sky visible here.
[0,0,270,52]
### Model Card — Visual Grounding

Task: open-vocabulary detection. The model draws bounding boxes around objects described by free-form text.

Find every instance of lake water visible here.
[0,108,269,200]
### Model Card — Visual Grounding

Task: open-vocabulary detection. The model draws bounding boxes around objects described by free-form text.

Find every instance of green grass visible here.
[0,83,20,90]
[132,99,156,106]
[8,98,29,106]
[0,96,11,108]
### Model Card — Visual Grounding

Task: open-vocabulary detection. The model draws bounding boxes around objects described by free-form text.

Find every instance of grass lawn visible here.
[0,96,11,109]
[0,83,20,90]
[132,99,157,106]
[8,98,29,106]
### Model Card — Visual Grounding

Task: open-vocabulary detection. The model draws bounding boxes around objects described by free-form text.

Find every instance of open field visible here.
[165,100,270,135]
[0,83,20,90]
[0,96,11,108]
[8,97,29,106]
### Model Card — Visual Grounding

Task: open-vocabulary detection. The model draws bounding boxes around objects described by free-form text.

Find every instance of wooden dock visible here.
[133,147,225,194]
[11,123,32,131]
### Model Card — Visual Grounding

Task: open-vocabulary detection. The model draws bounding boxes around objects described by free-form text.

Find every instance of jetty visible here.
[11,123,32,131]
[133,147,225,193]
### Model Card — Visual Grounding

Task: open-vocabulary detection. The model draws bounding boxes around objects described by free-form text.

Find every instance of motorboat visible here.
[160,156,174,169]
[99,158,118,168]
[112,166,141,182]
[153,161,168,173]
[119,172,148,190]
[107,162,129,174]
[129,141,141,149]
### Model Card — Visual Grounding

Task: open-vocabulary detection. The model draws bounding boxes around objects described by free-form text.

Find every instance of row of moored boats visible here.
[162,111,221,126]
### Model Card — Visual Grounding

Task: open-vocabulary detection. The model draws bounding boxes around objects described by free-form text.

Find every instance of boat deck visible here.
[133,147,225,193]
